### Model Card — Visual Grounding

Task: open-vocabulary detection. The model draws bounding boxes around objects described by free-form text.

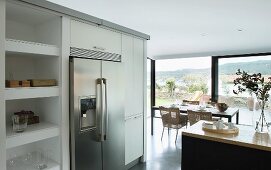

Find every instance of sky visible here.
[153,55,271,72]
[155,57,211,71]
[219,55,271,65]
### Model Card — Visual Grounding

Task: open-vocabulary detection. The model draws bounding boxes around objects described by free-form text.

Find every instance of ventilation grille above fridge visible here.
[70,47,121,62]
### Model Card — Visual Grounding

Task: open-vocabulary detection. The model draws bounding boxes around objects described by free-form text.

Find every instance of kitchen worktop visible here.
[182,120,271,152]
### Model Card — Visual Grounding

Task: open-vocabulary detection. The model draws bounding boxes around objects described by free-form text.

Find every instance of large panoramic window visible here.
[155,57,211,106]
[218,55,271,125]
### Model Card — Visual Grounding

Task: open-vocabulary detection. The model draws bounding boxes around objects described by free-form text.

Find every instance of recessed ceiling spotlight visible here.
[237,29,243,32]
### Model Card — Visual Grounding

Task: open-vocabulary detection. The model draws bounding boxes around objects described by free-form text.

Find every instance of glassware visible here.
[22,152,34,166]
[34,149,48,170]
[12,114,28,132]
[198,101,206,111]
[7,154,18,170]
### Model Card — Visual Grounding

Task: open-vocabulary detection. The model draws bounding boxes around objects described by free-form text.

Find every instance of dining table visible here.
[151,104,239,135]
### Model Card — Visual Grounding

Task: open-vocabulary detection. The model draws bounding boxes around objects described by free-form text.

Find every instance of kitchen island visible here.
[182,121,271,170]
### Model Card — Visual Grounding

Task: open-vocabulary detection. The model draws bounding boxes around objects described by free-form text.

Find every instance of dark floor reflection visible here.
[130,118,182,170]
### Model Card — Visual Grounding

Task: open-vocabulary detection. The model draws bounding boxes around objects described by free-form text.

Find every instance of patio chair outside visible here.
[189,90,203,101]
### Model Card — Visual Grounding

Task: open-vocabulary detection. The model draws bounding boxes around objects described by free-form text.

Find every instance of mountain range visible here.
[156,60,271,82]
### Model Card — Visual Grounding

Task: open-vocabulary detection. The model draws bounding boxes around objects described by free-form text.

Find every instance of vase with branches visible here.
[233,69,271,133]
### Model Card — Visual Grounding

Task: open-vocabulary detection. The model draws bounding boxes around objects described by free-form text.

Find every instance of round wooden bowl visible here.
[216,103,229,112]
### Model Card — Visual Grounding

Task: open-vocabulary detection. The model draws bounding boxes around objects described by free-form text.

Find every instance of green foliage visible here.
[233,69,271,109]
[182,74,208,94]
[155,82,161,90]
[166,78,176,97]
[187,83,208,94]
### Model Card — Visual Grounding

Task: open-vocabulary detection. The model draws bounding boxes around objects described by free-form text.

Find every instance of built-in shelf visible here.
[5,39,60,56]
[5,86,59,100]
[7,156,60,170]
[6,122,59,149]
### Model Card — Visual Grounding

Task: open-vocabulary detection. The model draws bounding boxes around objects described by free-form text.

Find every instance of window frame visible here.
[150,52,271,107]
[212,52,271,102]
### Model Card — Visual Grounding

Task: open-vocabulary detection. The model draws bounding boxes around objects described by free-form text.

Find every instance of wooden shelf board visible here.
[5,86,59,100]
[6,122,59,149]
[5,39,59,56]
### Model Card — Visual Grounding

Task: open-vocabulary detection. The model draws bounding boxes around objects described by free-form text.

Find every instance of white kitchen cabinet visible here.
[122,34,145,165]
[122,35,134,117]
[133,38,144,115]
[0,1,148,169]
[123,35,144,118]
[3,2,62,170]
[70,20,121,54]
[125,115,143,165]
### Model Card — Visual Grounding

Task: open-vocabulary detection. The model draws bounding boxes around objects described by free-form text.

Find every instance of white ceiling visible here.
[48,0,271,59]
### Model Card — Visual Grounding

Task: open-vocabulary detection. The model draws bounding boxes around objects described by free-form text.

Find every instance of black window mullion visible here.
[211,57,218,102]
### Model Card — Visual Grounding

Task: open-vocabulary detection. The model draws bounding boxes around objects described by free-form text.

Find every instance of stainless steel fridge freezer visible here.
[69,48,125,170]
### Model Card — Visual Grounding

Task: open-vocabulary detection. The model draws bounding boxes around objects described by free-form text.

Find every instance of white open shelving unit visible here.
[4,1,62,170]
[6,122,59,149]
[5,86,60,100]
[6,39,60,56]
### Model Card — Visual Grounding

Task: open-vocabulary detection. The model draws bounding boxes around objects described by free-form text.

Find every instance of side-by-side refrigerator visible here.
[69,47,125,170]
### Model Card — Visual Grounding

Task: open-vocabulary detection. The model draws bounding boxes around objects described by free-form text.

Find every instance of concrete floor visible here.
[129,118,183,170]
[130,107,258,170]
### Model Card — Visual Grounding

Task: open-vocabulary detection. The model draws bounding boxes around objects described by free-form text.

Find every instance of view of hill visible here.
[156,60,271,83]
[219,60,271,75]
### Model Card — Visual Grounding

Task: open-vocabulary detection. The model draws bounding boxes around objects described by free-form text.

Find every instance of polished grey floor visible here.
[129,118,183,170]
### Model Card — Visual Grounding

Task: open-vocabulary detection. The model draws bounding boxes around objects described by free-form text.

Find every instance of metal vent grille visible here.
[70,47,121,62]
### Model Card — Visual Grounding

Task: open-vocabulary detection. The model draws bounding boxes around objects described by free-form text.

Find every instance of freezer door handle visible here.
[96,78,108,142]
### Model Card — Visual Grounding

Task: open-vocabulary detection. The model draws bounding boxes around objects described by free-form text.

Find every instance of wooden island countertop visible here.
[182,120,271,152]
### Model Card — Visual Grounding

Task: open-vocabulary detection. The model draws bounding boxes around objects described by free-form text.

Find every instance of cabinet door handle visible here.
[93,46,106,51]
[134,114,143,119]
[125,113,143,121]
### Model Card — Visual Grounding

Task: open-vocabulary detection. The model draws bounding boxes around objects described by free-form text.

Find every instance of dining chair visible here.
[187,110,212,126]
[189,90,203,101]
[159,106,188,142]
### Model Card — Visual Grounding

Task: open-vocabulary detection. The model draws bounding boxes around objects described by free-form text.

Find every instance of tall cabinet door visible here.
[123,35,144,165]
[133,38,144,116]
[122,35,134,118]
[123,35,144,118]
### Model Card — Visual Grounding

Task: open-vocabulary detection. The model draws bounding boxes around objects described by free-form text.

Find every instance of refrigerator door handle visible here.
[96,78,104,142]
[96,78,108,142]
[102,78,108,141]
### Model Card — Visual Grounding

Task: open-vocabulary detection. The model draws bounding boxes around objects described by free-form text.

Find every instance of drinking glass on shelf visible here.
[12,114,28,132]
[22,152,34,166]
[34,149,48,170]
